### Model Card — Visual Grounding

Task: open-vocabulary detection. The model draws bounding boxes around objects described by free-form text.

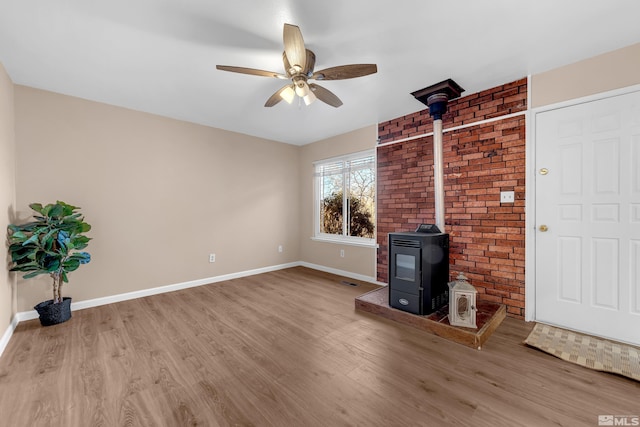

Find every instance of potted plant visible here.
[7,201,91,326]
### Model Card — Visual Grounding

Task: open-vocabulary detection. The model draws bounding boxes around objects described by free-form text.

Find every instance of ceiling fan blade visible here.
[216,65,287,79]
[283,24,306,73]
[265,84,294,107]
[312,64,377,81]
[309,83,343,108]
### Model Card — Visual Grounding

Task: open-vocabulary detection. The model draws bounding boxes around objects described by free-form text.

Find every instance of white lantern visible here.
[448,273,478,329]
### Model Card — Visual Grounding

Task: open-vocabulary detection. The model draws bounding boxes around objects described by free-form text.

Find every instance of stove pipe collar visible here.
[411,78,465,120]
[426,93,450,121]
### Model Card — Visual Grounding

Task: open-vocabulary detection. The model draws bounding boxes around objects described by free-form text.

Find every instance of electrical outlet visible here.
[340,249,345,258]
[209,253,215,263]
[278,245,283,253]
[500,191,515,203]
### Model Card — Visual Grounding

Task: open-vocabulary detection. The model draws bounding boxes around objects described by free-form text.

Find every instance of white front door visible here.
[535,89,640,345]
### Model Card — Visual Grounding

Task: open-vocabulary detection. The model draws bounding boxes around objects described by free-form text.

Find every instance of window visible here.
[314,150,375,245]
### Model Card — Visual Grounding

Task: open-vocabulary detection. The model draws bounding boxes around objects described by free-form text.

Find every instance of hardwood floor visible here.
[0,266,638,426]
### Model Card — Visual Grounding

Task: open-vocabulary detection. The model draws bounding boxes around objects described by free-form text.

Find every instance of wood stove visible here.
[388,225,449,315]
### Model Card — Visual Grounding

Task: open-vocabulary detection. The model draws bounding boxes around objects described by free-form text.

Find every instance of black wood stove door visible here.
[389,245,421,294]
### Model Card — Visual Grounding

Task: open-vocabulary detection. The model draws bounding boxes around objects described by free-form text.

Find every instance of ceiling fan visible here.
[216,24,377,108]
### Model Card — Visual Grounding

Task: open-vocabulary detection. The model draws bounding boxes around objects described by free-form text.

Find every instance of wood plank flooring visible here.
[0,266,638,426]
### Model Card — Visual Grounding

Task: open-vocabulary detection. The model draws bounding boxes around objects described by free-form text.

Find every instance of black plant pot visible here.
[34,297,72,326]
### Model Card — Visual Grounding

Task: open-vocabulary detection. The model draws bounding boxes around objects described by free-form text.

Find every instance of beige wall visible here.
[14,86,300,311]
[531,42,640,108]
[0,63,16,332]
[299,125,378,280]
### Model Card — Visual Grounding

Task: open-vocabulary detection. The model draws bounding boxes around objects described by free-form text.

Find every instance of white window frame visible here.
[312,149,376,247]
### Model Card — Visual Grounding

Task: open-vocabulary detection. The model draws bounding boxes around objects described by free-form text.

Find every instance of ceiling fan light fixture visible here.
[280,85,296,104]
[294,81,310,97]
[303,90,316,106]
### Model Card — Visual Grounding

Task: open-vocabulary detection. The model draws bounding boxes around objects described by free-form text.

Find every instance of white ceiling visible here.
[1,1,639,145]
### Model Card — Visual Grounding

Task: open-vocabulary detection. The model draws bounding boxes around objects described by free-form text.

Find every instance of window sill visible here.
[311,236,378,248]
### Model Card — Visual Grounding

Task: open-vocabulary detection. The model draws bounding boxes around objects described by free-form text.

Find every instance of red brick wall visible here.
[377,78,527,318]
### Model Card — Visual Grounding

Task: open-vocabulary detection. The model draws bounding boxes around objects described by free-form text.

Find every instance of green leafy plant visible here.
[7,201,91,304]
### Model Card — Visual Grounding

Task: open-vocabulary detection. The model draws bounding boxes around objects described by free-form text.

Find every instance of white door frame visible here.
[525,81,640,321]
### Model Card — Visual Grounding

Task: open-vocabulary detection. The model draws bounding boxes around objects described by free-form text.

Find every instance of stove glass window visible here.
[395,254,415,281]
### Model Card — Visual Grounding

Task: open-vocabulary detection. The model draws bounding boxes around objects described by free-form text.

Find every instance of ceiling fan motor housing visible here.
[283,50,316,77]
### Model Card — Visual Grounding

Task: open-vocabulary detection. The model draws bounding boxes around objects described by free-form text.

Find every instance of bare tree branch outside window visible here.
[317,154,375,239]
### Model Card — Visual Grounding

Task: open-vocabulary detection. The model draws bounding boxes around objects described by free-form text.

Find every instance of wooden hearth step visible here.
[355,286,506,350]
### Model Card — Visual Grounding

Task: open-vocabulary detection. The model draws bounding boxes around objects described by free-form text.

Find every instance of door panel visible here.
[591,237,618,309]
[557,237,581,303]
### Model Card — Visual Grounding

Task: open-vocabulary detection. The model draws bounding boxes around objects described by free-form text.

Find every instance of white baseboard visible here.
[15,262,301,322]
[298,262,379,285]
[16,309,39,322]
[0,315,19,358]
[8,261,378,349]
